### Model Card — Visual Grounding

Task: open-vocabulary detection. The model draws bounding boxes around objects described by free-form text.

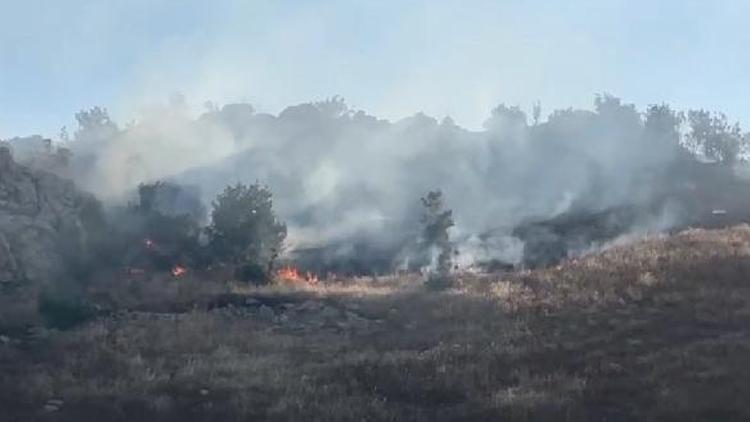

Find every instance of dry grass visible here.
[4,225,750,420]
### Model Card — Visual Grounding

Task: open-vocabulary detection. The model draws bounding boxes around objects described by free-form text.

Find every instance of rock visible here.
[0,234,18,283]
[276,314,289,324]
[307,316,327,328]
[152,395,174,412]
[0,146,13,171]
[43,404,59,413]
[345,316,370,330]
[319,306,340,319]
[42,398,64,412]
[336,321,351,330]
[0,147,98,288]
[244,297,260,306]
[345,311,361,320]
[345,303,361,311]
[27,326,52,340]
[298,300,323,311]
[258,305,275,320]
[605,362,625,373]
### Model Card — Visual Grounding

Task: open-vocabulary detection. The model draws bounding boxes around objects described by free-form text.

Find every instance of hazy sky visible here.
[1,0,748,138]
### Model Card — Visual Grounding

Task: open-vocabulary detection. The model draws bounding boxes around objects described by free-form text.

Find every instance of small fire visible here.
[276,266,318,284]
[171,265,187,277]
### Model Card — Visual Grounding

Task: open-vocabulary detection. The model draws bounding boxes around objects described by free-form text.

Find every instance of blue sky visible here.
[1,0,749,138]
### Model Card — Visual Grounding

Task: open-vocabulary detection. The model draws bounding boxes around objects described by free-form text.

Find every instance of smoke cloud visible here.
[14,93,723,273]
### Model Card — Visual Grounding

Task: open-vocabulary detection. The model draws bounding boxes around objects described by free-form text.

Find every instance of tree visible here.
[532,101,542,126]
[483,104,527,132]
[206,182,287,274]
[73,106,119,142]
[420,190,455,281]
[594,94,642,138]
[314,95,348,118]
[644,104,683,144]
[135,181,206,222]
[59,126,70,142]
[687,110,744,165]
[130,181,204,270]
[644,104,685,158]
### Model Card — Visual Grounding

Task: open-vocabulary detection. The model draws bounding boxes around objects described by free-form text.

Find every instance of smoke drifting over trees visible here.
[5,94,750,272]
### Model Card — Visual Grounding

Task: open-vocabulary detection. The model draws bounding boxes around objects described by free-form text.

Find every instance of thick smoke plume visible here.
[6,95,750,273]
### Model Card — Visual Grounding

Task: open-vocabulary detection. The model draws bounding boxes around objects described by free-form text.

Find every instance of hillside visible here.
[2,225,750,421]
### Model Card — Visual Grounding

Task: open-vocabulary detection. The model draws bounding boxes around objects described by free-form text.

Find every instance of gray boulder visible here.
[0,145,97,288]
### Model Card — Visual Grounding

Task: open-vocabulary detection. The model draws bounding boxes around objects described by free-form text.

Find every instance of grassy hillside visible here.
[4,226,750,421]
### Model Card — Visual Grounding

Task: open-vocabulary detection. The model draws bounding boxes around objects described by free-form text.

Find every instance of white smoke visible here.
[41,94,695,271]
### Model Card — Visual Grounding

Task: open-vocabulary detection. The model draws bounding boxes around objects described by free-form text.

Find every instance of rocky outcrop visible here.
[0,145,96,287]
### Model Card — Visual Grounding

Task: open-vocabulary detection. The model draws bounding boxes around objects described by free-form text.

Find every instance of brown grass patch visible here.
[3,225,750,420]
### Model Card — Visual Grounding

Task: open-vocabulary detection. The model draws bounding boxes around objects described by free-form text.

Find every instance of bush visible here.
[206,182,287,277]
[234,262,271,285]
[686,110,745,165]
[424,273,455,291]
[38,291,97,330]
[136,181,206,222]
[122,181,204,270]
[420,190,455,277]
[58,192,112,279]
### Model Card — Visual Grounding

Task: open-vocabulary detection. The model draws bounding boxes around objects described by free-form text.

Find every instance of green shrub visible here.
[38,292,97,330]
[233,262,271,285]
[206,182,286,271]
[420,190,455,283]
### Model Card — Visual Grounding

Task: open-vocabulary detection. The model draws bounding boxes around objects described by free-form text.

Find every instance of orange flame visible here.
[276,266,318,284]
[171,265,187,277]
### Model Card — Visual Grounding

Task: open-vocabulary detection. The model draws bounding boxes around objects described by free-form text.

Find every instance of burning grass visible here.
[4,225,750,420]
[170,265,188,278]
[275,265,319,285]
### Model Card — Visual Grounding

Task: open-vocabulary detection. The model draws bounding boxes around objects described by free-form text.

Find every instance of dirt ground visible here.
[3,226,750,421]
